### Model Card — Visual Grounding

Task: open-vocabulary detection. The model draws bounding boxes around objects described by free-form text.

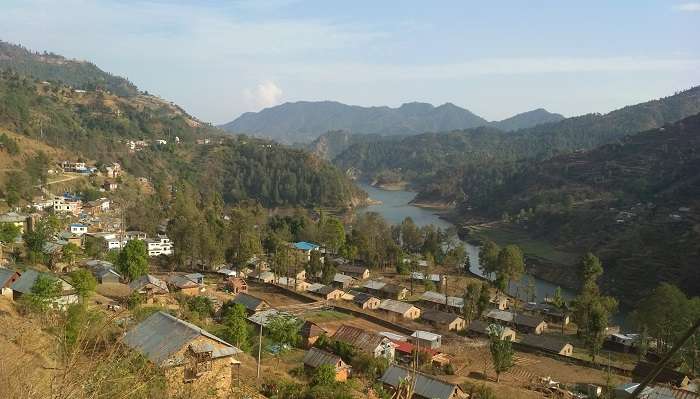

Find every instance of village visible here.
[0,161,697,399]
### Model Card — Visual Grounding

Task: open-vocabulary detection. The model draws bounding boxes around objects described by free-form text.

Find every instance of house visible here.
[52,197,81,216]
[217,268,237,278]
[520,334,573,356]
[353,292,381,309]
[300,320,327,348]
[410,331,442,349]
[184,273,205,285]
[411,272,441,283]
[69,223,88,236]
[331,325,395,360]
[224,277,247,294]
[10,269,79,308]
[490,292,509,310]
[293,241,321,261]
[82,198,110,216]
[125,231,148,241]
[0,267,20,297]
[246,309,296,328]
[168,275,201,296]
[277,277,310,292]
[314,285,344,300]
[60,160,87,173]
[337,264,370,280]
[380,283,408,300]
[392,340,449,368]
[302,348,351,382]
[146,235,173,257]
[103,180,118,191]
[466,320,516,341]
[378,299,421,320]
[231,293,269,314]
[128,275,169,298]
[380,365,466,399]
[632,361,690,388]
[95,268,121,284]
[58,231,83,246]
[123,311,241,394]
[104,162,121,178]
[522,302,570,325]
[0,212,28,234]
[421,310,466,332]
[419,291,464,313]
[250,271,275,284]
[485,309,547,335]
[363,279,386,297]
[332,273,357,289]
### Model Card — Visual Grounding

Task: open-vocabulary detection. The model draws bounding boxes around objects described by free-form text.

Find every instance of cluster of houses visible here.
[0,266,79,308]
[125,138,179,152]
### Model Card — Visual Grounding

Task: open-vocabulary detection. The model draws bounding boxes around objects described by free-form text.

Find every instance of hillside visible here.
[462,114,700,304]
[0,69,363,209]
[0,41,139,97]
[335,86,700,201]
[221,100,563,143]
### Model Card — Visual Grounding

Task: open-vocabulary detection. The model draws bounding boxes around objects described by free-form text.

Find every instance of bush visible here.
[443,363,455,375]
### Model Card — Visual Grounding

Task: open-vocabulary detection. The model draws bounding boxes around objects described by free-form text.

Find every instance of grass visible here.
[467,223,579,266]
[302,310,353,323]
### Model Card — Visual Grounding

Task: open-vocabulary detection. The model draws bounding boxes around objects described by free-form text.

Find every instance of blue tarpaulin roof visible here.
[294,241,319,251]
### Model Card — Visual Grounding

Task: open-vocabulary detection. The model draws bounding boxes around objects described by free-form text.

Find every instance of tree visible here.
[186,296,214,319]
[25,274,62,313]
[222,303,250,350]
[61,243,81,267]
[267,314,301,347]
[312,364,337,386]
[116,239,149,281]
[319,216,345,254]
[487,324,514,382]
[0,223,21,243]
[496,245,525,293]
[463,282,484,324]
[400,217,422,253]
[306,250,323,281]
[478,240,500,279]
[320,260,336,285]
[69,269,96,301]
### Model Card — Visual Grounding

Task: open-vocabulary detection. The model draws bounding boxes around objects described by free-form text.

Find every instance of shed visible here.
[168,275,201,296]
[302,348,350,382]
[380,364,465,399]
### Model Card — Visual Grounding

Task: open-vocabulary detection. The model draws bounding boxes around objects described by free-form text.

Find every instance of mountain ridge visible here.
[221,100,564,143]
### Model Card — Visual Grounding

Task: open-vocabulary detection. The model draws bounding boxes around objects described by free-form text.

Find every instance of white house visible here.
[146,234,173,256]
[69,223,88,236]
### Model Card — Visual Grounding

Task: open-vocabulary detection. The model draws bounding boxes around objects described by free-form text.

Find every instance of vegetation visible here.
[116,239,149,281]
[487,324,514,382]
[23,274,62,313]
[68,269,97,301]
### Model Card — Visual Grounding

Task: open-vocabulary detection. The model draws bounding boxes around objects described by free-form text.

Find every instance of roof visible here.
[11,269,73,295]
[381,283,407,295]
[380,364,461,399]
[303,348,345,369]
[247,309,296,327]
[0,268,18,287]
[520,334,571,353]
[337,264,368,275]
[420,291,464,308]
[168,275,199,289]
[317,285,342,295]
[411,331,441,342]
[307,283,325,292]
[393,340,438,357]
[379,331,408,342]
[123,311,240,367]
[467,320,496,335]
[232,293,268,311]
[332,324,389,353]
[333,273,356,284]
[421,309,463,324]
[70,223,86,228]
[293,241,319,251]
[96,268,121,279]
[184,273,204,281]
[129,275,169,294]
[486,309,545,328]
[300,320,326,338]
[353,292,378,306]
[0,212,26,223]
[411,272,441,282]
[217,268,237,276]
[632,361,689,386]
[379,299,417,314]
[363,280,386,290]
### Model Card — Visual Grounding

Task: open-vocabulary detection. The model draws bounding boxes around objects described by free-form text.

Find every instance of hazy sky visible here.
[1,0,699,124]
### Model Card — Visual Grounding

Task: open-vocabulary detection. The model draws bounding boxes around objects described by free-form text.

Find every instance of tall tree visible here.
[222,303,250,350]
[479,240,500,279]
[69,269,97,301]
[496,245,525,293]
[487,324,514,382]
[116,239,149,281]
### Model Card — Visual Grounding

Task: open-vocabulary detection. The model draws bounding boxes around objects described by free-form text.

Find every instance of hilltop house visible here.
[313,285,344,300]
[11,269,79,309]
[103,180,118,192]
[168,275,201,296]
[331,324,396,360]
[85,260,122,284]
[421,310,466,332]
[123,311,242,395]
[378,299,421,321]
[69,223,88,236]
[293,241,321,261]
[277,276,310,292]
[146,235,173,257]
[128,275,169,299]
[303,348,351,382]
[380,365,466,399]
[522,302,570,325]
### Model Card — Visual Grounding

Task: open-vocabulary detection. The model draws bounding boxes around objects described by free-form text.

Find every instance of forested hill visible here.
[460,114,700,304]
[221,100,564,143]
[335,86,700,199]
[0,70,364,208]
[0,41,139,97]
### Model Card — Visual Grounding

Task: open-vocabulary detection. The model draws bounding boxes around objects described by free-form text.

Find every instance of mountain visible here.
[222,100,564,143]
[335,86,700,199]
[0,41,139,97]
[306,130,385,160]
[490,108,565,131]
[460,114,700,304]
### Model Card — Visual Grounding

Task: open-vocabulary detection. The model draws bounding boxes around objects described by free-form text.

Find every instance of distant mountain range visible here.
[0,40,139,97]
[220,100,564,143]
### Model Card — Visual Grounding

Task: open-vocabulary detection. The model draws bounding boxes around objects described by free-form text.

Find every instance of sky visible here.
[1,0,699,124]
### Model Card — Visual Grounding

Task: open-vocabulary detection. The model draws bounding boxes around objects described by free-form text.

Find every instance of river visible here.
[356,183,577,303]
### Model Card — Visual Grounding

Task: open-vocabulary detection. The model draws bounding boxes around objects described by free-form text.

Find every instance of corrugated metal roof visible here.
[421,310,462,324]
[420,291,463,308]
[246,309,296,327]
[332,324,387,353]
[379,299,417,315]
[363,280,386,290]
[380,364,460,399]
[0,268,18,287]
[520,334,571,353]
[232,293,268,311]
[129,275,169,294]
[11,269,73,295]
[293,241,319,251]
[123,311,240,367]
[333,273,356,284]
[168,275,198,289]
[353,292,378,306]
[303,347,342,369]
[411,330,441,342]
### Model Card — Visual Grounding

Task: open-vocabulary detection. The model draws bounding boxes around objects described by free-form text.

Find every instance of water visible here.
[357,183,576,303]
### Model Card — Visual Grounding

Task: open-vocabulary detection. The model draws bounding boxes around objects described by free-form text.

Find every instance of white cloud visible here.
[243,81,284,110]
[673,3,700,11]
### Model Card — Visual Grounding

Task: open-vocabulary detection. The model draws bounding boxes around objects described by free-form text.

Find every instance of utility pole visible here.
[256,323,263,380]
